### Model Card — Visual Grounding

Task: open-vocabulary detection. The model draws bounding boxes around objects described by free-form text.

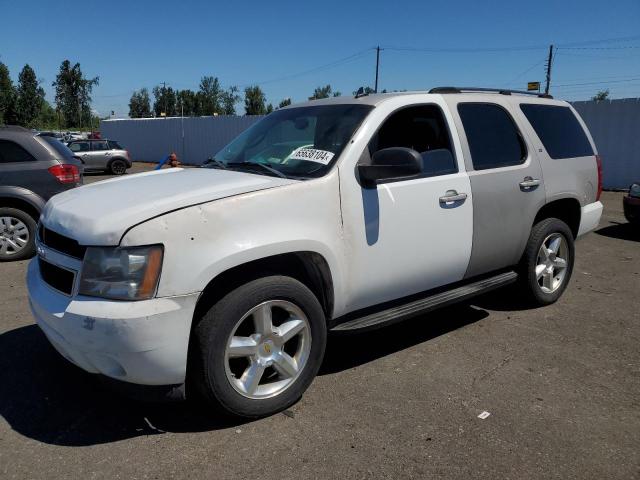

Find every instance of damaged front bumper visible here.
[27,258,200,386]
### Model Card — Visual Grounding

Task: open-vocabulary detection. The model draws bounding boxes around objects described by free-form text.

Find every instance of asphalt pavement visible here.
[0,170,638,479]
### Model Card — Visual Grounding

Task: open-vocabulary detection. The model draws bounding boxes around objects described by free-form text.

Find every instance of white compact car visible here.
[28,88,603,417]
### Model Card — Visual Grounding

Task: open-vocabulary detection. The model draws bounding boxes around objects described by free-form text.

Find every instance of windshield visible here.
[212,104,373,178]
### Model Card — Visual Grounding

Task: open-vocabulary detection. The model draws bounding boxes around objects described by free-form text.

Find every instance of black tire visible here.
[109,158,127,175]
[189,275,327,418]
[0,207,37,262]
[519,217,575,306]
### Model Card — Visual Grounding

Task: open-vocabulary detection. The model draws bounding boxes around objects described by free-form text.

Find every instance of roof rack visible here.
[429,86,553,99]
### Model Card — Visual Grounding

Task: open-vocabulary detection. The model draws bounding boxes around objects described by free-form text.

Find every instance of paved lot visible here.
[0,173,638,479]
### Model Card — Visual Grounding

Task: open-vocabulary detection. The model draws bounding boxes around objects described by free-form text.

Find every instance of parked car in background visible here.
[623,182,640,224]
[38,131,64,141]
[0,126,83,261]
[67,139,131,175]
[28,88,602,418]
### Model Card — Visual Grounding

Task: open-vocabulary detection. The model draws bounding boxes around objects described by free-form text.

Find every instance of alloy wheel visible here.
[224,300,312,399]
[0,216,30,256]
[535,233,570,293]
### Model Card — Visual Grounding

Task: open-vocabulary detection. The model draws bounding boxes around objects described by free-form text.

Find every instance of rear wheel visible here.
[189,276,327,418]
[519,218,575,305]
[109,159,127,175]
[0,208,36,261]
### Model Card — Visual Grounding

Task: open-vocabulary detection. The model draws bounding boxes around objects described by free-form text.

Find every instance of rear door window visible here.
[520,104,593,159]
[458,103,527,170]
[91,140,109,151]
[108,140,123,149]
[0,140,37,163]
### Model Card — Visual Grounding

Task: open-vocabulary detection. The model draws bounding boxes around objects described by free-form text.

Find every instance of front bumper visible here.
[577,201,603,237]
[27,258,200,386]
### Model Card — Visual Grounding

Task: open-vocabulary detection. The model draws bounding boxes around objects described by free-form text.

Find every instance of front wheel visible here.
[0,208,36,261]
[519,218,575,306]
[189,276,327,418]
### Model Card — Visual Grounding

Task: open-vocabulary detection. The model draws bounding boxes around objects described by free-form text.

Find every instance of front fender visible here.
[121,172,348,316]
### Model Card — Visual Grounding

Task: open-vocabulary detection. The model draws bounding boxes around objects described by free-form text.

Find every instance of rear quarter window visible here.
[520,104,593,159]
[0,139,37,163]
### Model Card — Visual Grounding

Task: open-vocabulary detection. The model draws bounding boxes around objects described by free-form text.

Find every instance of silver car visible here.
[67,139,132,175]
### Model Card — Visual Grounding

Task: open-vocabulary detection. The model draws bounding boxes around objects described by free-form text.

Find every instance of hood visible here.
[41,167,297,245]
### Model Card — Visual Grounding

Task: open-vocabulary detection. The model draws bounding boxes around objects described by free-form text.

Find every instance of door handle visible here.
[519,176,541,189]
[439,190,468,203]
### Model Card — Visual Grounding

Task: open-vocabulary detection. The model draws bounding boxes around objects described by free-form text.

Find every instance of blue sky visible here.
[1,0,639,117]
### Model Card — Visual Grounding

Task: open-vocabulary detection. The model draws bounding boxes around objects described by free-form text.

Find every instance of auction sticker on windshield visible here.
[289,147,335,165]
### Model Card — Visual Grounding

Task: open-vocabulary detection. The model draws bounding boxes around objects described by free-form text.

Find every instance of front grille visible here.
[39,224,86,259]
[39,258,75,295]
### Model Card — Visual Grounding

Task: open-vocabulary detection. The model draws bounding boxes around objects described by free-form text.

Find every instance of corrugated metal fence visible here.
[572,98,640,189]
[100,116,263,165]
[102,101,640,189]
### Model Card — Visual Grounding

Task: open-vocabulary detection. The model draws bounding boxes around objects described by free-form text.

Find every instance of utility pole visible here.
[544,44,554,95]
[161,81,167,116]
[374,46,380,93]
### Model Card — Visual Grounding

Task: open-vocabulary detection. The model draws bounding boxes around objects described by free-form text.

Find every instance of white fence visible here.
[572,98,640,189]
[100,116,263,165]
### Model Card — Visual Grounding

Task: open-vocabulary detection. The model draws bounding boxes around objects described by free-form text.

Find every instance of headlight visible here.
[630,183,640,198]
[79,245,163,300]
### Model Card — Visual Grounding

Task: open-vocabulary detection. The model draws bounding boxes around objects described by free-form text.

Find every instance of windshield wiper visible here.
[202,157,227,169]
[227,161,287,179]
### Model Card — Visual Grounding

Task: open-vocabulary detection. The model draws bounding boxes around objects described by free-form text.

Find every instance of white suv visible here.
[28,88,603,417]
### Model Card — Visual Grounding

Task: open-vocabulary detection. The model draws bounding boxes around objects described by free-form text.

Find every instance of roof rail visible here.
[0,125,31,132]
[429,86,553,99]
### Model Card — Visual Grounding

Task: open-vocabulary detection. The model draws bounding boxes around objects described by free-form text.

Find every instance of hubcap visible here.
[224,300,312,399]
[535,233,569,293]
[0,216,29,256]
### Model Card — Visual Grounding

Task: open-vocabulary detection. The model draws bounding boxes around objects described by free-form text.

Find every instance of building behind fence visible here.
[100,116,262,166]
[572,98,640,189]
[102,101,639,189]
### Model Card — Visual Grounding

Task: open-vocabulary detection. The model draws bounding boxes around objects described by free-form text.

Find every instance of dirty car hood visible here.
[41,167,297,245]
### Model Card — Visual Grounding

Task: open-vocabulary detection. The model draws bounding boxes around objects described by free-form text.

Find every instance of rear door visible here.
[0,138,51,193]
[446,97,546,278]
[90,140,111,169]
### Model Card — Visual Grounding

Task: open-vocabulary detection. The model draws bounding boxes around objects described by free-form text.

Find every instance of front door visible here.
[339,102,474,313]
[68,141,92,168]
[447,98,546,278]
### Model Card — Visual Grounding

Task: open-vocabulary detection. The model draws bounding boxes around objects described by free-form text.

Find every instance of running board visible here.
[332,271,518,332]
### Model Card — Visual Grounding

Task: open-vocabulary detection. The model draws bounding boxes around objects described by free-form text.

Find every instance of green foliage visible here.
[309,85,333,100]
[53,60,99,129]
[152,85,177,116]
[220,86,240,115]
[199,76,222,115]
[266,103,274,114]
[591,90,610,101]
[244,85,267,115]
[352,86,375,95]
[15,64,44,128]
[278,98,292,109]
[129,88,152,118]
[0,62,17,125]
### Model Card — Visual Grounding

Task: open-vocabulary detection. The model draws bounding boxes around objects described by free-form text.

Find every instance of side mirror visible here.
[358,147,422,187]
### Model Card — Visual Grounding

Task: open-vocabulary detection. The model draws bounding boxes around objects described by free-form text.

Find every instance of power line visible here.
[553,77,640,88]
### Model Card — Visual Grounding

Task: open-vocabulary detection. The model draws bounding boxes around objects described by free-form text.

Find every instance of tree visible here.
[266,103,274,114]
[0,62,17,125]
[176,89,200,116]
[53,60,99,128]
[592,90,610,101]
[278,98,291,109]
[309,85,333,100]
[220,86,240,115]
[128,88,152,118]
[198,76,222,115]
[353,86,375,95]
[152,85,177,116]
[244,85,267,115]
[15,64,44,128]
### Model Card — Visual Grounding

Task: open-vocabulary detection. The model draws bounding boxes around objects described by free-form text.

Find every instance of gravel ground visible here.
[0,172,638,479]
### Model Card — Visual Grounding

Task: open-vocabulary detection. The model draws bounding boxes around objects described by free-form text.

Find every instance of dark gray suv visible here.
[0,126,83,261]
